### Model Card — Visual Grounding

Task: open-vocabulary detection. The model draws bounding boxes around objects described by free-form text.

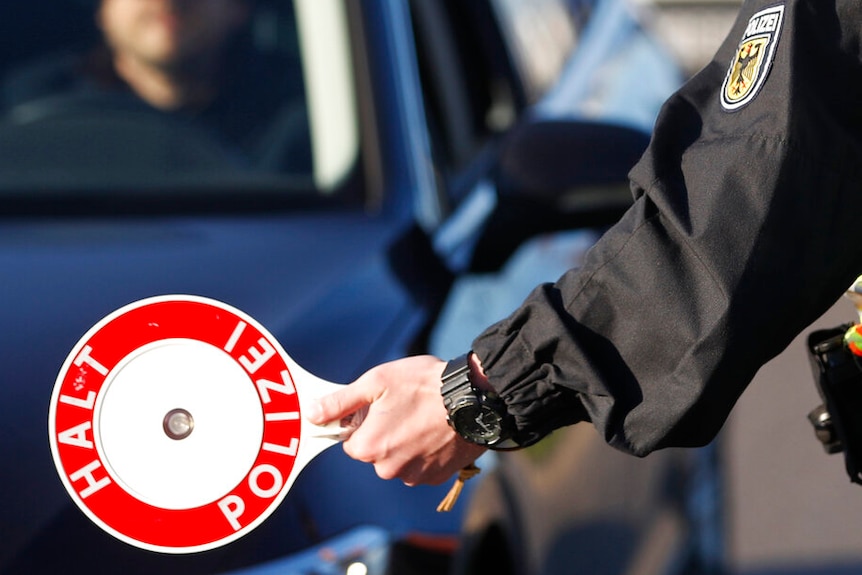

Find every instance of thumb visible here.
[306,380,371,426]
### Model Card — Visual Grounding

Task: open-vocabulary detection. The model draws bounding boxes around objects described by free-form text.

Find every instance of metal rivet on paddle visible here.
[163,408,194,440]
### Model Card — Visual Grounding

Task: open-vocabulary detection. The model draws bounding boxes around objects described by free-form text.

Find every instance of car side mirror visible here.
[472,118,651,271]
[496,117,650,204]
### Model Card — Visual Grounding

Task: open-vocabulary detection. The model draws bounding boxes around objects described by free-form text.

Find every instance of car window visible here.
[408,0,521,172]
[408,0,580,177]
[0,0,361,206]
[489,0,579,103]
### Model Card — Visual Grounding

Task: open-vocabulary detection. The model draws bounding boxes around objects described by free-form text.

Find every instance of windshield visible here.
[0,0,362,210]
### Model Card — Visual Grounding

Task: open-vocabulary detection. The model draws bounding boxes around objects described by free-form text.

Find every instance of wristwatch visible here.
[441,353,514,447]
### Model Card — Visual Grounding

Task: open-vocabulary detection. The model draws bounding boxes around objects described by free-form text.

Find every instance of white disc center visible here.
[96,339,264,510]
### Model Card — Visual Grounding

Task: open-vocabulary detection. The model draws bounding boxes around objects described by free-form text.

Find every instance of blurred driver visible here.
[1,0,310,168]
[96,0,250,110]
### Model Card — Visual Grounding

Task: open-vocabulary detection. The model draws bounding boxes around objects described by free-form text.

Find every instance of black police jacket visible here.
[473,0,862,456]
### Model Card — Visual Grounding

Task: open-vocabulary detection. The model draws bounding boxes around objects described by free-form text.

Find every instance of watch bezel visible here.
[448,396,506,445]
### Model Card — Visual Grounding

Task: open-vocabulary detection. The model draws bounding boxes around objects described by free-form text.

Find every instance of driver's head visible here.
[96,0,250,74]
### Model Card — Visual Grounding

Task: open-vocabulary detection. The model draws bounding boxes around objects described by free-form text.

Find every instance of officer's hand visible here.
[307,355,486,486]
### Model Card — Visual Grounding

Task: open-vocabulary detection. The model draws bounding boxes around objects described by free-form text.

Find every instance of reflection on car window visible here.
[489,0,577,102]
[0,0,360,203]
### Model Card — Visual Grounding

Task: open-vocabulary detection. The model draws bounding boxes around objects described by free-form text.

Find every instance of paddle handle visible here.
[308,406,367,440]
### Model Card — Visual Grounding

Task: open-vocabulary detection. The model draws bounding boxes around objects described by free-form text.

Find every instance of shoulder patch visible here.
[721,4,784,111]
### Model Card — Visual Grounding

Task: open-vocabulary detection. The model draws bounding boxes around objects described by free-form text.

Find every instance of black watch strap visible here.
[441,353,472,412]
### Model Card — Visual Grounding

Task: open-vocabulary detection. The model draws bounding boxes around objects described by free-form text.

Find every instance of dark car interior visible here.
[0,0,358,212]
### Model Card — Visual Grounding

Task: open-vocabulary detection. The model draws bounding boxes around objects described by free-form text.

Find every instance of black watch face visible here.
[451,404,503,444]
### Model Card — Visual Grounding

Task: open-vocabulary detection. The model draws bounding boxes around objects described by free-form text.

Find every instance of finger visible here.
[307,381,372,425]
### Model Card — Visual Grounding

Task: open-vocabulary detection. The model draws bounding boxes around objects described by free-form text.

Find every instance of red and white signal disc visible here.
[48,295,305,553]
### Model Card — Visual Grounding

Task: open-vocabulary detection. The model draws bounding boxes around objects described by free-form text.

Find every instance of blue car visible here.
[0,0,718,573]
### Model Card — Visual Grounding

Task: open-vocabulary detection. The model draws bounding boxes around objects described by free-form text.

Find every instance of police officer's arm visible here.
[474,0,862,456]
[311,0,862,484]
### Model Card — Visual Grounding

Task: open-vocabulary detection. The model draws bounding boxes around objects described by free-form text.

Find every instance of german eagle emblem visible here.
[721,5,784,111]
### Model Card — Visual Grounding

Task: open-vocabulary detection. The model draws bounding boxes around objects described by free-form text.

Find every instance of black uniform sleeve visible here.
[473,0,862,456]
